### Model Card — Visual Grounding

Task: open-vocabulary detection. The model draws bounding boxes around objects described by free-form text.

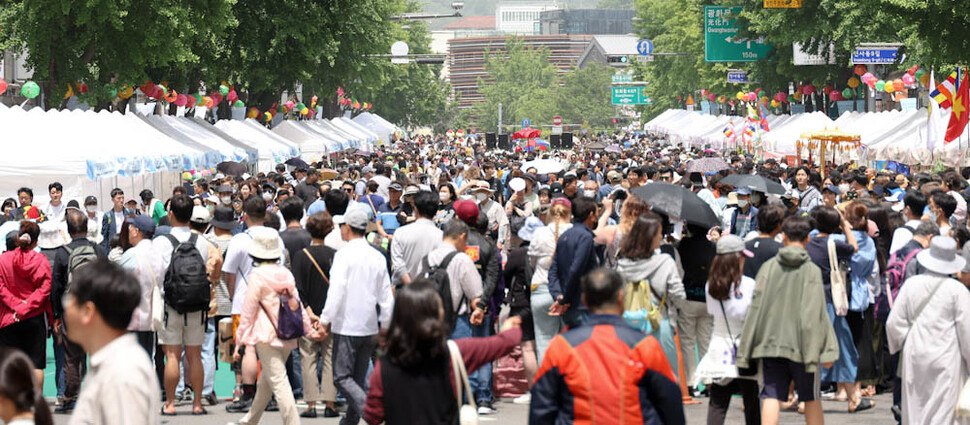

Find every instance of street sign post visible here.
[521,118,531,128]
[552,116,562,126]
[763,0,801,7]
[611,86,651,105]
[636,55,654,62]
[637,39,654,56]
[851,46,900,64]
[611,74,633,84]
[727,70,752,84]
[704,6,771,62]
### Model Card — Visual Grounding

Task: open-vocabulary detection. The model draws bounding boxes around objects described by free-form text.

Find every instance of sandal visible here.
[849,398,875,413]
[192,407,208,415]
[160,407,177,416]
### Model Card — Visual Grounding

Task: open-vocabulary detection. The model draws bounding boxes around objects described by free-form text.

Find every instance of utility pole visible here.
[497,103,503,135]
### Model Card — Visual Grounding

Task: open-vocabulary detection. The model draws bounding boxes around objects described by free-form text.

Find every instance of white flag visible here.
[927,70,948,151]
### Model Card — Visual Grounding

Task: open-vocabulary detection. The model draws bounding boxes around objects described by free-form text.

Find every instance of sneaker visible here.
[265,397,279,412]
[512,394,531,405]
[203,393,219,406]
[477,400,496,415]
[300,407,317,418]
[323,406,340,418]
[225,398,252,413]
[54,401,76,414]
[232,385,242,403]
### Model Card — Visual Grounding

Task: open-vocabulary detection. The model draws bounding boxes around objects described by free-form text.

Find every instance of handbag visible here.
[827,238,849,316]
[447,340,480,425]
[258,288,305,340]
[622,279,663,334]
[303,248,330,284]
[719,300,758,377]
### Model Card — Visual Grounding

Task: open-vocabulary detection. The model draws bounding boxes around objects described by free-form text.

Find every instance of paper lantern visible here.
[296,102,306,111]
[233,100,244,107]
[205,97,215,108]
[717,95,726,103]
[919,72,931,87]
[700,89,707,96]
[247,107,259,119]
[227,90,238,103]
[174,94,188,107]
[0,79,7,95]
[853,64,867,76]
[736,92,745,101]
[793,92,802,101]
[759,96,769,104]
[875,80,886,91]
[908,65,919,76]
[847,77,860,89]
[119,86,134,99]
[196,95,206,106]
[893,79,904,92]
[64,84,75,99]
[829,91,840,101]
[861,72,874,83]
[301,108,310,116]
[106,86,118,98]
[285,100,295,110]
[823,85,834,95]
[219,84,229,96]
[707,93,715,102]
[915,69,927,80]
[770,99,780,108]
[842,88,854,99]
[802,84,816,95]
[788,94,796,103]
[885,82,895,93]
[774,92,786,102]
[901,73,915,86]
[164,89,178,103]
[78,82,88,94]
[21,81,40,99]
[264,112,272,122]
[746,92,756,101]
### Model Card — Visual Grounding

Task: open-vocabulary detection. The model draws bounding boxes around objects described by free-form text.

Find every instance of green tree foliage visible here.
[555,63,616,128]
[474,39,558,131]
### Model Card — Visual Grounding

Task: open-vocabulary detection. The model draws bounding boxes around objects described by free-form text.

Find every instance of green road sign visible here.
[704,6,771,62]
[612,86,651,105]
[612,74,633,84]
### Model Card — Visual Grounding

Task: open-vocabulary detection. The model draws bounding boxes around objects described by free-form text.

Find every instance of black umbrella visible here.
[284,157,309,169]
[719,174,786,195]
[216,161,248,177]
[629,182,720,228]
[686,157,730,174]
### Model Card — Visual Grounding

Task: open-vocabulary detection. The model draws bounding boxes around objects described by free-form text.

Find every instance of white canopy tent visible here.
[352,112,397,144]
[272,121,337,162]
[214,119,301,172]
[308,120,358,150]
[331,117,378,148]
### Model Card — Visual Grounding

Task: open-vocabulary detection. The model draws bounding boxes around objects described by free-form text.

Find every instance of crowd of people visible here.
[0,133,968,424]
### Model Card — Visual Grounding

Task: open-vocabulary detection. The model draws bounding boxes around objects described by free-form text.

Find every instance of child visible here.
[735,215,838,425]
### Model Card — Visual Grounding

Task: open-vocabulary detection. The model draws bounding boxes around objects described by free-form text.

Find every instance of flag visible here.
[931,70,957,109]
[927,70,946,150]
[723,122,736,141]
[945,67,969,143]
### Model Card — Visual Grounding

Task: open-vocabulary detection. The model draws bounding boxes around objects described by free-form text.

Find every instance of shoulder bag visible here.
[302,248,330,284]
[447,340,480,425]
[719,299,758,376]
[827,238,849,316]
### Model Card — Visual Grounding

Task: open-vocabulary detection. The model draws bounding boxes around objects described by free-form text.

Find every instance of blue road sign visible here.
[637,39,654,56]
[727,70,752,84]
[851,47,899,64]
[521,118,531,128]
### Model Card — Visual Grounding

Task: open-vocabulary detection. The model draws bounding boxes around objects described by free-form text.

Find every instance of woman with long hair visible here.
[364,280,522,425]
[594,195,650,269]
[434,183,458,226]
[694,235,759,425]
[615,211,685,378]
[792,166,822,213]
[0,221,50,392]
[0,348,52,425]
[528,199,573,362]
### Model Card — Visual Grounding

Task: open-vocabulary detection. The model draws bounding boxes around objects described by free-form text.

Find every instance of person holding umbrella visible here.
[728,187,758,238]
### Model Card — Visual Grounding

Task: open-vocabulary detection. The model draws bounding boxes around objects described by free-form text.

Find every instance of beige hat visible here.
[469,180,494,193]
[247,226,281,260]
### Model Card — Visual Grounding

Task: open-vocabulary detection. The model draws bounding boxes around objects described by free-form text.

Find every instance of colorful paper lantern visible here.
[227,90,238,103]
[264,112,272,122]
[829,90,840,101]
[21,81,40,99]
[233,100,244,107]
[119,85,134,99]
[219,84,229,96]
[285,100,295,110]
[901,73,915,86]
[802,84,816,95]
[205,97,215,108]
[915,69,927,80]
[174,94,188,107]
[300,108,310,116]
[247,107,259,119]
[919,72,931,87]
[788,94,796,103]
[759,96,769,104]
[885,82,895,93]
[823,85,834,95]
[908,65,919,76]
[64,84,75,99]
[164,89,178,103]
[853,64,867,76]
[893,79,904,92]
[707,93,715,102]
[847,77,860,89]
[736,92,745,101]
[770,99,780,108]
[842,88,854,99]
[875,80,886,91]
[0,79,7,95]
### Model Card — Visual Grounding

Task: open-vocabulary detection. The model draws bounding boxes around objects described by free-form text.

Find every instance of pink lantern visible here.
[227,90,238,103]
[747,92,757,101]
[700,89,708,96]
[901,73,915,86]
[862,72,874,83]
[828,90,841,102]
[174,94,188,107]
[802,84,816,95]
[774,92,786,102]
[285,100,295,110]
[707,93,716,102]
[0,79,7,95]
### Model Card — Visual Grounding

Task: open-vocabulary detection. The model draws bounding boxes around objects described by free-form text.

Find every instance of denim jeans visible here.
[531,285,562,364]
[53,337,65,399]
[176,317,217,395]
[452,314,493,404]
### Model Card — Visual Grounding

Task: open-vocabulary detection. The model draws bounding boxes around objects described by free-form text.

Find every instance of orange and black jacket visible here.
[529,314,685,425]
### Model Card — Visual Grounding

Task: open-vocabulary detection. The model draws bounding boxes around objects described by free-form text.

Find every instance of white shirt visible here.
[153,226,210,270]
[321,238,394,336]
[371,175,392,200]
[67,334,160,425]
[890,219,922,254]
[221,226,285,314]
[390,218,443,284]
[119,239,164,332]
[45,202,66,222]
[113,209,125,233]
[324,228,347,251]
[86,211,104,244]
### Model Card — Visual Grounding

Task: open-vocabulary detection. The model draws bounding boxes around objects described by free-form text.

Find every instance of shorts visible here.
[510,306,535,342]
[760,358,820,402]
[0,314,47,369]
[157,305,205,346]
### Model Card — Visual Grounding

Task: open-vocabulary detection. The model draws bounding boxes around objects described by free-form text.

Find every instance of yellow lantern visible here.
[847,77,860,89]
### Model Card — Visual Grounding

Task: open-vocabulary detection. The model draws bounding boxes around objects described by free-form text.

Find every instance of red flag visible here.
[945,67,969,144]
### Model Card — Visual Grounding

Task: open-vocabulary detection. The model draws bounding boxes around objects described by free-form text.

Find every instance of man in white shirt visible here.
[117,215,162,355]
[390,191,443,285]
[321,207,394,425]
[100,188,133,252]
[63,259,160,425]
[890,191,927,254]
[370,163,392,201]
[45,182,67,222]
[152,194,212,416]
[470,180,510,250]
[221,196,285,413]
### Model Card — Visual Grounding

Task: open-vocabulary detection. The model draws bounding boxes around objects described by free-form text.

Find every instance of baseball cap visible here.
[190,206,211,224]
[126,215,156,234]
[607,170,622,182]
[389,182,403,192]
[334,206,369,231]
[550,197,572,210]
[453,200,480,225]
[213,173,226,180]
[84,196,98,206]
[716,234,753,257]
[403,186,420,197]
[217,185,233,194]
[735,186,752,196]
[822,185,839,194]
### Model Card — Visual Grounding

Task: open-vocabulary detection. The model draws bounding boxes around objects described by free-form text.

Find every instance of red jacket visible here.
[0,249,52,329]
[530,314,685,425]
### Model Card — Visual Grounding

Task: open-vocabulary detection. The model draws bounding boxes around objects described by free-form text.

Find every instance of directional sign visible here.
[636,55,654,62]
[727,70,752,84]
[611,86,651,105]
[704,6,772,62]
[521,118,531,128]
[764,0,801,8]
[611,74,633,84]
[851,46,900,64]
[637,39,654,56]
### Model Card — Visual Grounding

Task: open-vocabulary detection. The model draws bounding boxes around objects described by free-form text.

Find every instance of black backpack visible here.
[420,251,461,332]
[162,234,211,314]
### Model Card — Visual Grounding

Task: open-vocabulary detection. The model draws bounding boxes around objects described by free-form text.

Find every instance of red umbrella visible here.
[512,128,541,139]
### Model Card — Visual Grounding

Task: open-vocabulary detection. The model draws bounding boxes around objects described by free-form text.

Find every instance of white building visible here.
[496,1,560,35]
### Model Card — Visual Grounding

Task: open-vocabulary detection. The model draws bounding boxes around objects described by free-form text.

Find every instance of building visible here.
[495,1,561,34]
[433,16,500,80]
[576,34,639,69]
[539,9,636,35]
[448,35,592,110]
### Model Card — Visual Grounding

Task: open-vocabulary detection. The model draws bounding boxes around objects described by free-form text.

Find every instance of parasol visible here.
[521,158,563,175]
[629,182,720,228]
[686,157,730,174]
[719,174,786,195]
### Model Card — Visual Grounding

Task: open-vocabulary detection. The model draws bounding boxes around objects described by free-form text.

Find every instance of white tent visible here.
[337,117,380,148]
[332,117,378,148]
[272,121,337,162]
[353,112,396,144]
[308,120,357,150]
[214,119,300,172]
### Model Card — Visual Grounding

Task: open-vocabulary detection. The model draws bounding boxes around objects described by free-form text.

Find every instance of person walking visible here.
[887,236,970,425]
[290,212,340,418]
[0,221,51,393]
[528,199,572,363]
[362,280,522,425]
[694,235,760,425]
[530,268,685,425]
[233,227,322,425]
[676,223,715,395]
[100,188,133,252]
[62,260,160,425]
[320,207,395,425]
[116,215,161,356]
[548,196,601,328]
[390,191,442,286]
[736,216,839,425]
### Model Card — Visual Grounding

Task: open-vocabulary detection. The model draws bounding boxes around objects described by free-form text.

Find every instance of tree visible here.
[474,39,558,131]
[555,63,616,128]
[598,0,634,9]
[0,0,235,109]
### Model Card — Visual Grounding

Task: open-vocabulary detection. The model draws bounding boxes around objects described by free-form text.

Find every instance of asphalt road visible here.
[50,392,895,424]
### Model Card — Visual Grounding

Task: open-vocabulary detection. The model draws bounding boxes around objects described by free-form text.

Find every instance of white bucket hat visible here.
[247,226,281,260]
[917,236,966,275]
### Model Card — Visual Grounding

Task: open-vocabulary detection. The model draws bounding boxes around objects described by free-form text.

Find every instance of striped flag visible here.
[931,69,958,109]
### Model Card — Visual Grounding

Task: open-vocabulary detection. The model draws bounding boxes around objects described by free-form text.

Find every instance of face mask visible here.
[262,192,273,202]
[929,210,938,223]
[838,183,850,194]
[439,193,450,203]
[220,196,232,205]
[584,190,596,198]
[751,193,762,205]
[738,200,749,208]
[474,193,487,202]
[86,205,97,213]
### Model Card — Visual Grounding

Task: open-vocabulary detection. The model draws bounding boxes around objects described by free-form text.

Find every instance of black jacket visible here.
[51,237,107,318]
[467,231,500,303]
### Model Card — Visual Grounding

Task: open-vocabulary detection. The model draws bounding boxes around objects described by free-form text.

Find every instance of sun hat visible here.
[247,226,282,260]
[517,216,544,242]
[716,234,753,257]
[469,180,494,193]
[211,207,237,230]
[917,236,966,275]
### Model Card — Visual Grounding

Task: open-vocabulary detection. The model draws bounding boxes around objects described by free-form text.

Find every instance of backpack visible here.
[883,246,922,311]
[65,243,98,291]
[420,251,461,332]
[162,234,211,314]
[623,279,663,333]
